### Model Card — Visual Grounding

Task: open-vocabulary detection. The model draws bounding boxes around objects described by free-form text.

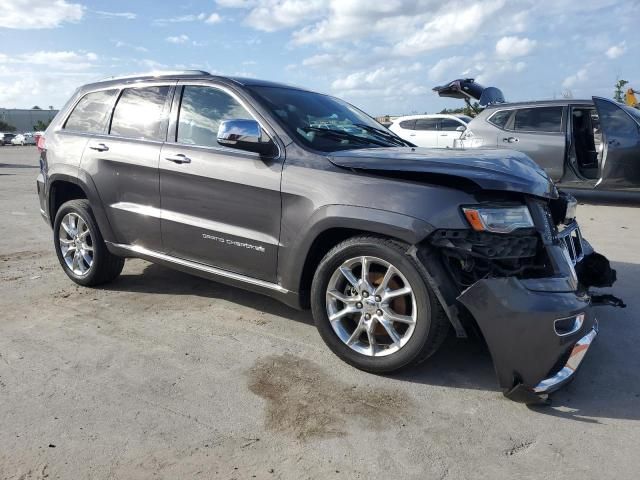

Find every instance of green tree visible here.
[33,119,52,131]
[614,79,629,102]
[0,120,16,132]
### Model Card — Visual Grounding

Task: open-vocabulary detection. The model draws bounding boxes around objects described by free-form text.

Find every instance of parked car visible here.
[434,78,640,190]
[389,114,469,148]
[11,133,36,146]
[457,99,640,190]
[38,71,618,403]
[0,132,16,145]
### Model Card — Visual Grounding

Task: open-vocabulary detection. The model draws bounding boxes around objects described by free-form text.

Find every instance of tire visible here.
[53,199,124,286]
[311,236,449,373]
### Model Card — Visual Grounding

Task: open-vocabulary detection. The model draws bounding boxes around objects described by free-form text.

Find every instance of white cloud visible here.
[95,11,136,20]
[205,13,223,24]
[0,50,99,71]
[153,13,207,26]
[114,41,148,53]
[166,35,190,44]
[216,0,255,6]
[427,57,464,81]
[0,0,84,29]
[331,63,426,99]
[392,1,505,56]
[245,0,326,32]
[495,36,537,59]
[605,41,626,59]
[562,68,588,88]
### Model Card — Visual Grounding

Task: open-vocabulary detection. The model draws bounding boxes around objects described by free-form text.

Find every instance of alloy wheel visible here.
[325,256,417,357]
[58,212,94,276]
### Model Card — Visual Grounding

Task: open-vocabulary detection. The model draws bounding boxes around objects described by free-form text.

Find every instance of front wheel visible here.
[311,236,449,373]
[53,199,124,286]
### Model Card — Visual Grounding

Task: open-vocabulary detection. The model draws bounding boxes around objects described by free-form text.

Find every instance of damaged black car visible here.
[39,73,621,405]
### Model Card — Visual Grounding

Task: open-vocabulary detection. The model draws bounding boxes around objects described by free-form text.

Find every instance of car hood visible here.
[328,147,558,199]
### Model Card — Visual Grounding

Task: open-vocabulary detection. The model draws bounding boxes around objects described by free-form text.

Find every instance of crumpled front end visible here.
[423,192,619,404]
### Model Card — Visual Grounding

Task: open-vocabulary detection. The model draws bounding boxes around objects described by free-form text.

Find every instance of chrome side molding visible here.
[108,242,288,293]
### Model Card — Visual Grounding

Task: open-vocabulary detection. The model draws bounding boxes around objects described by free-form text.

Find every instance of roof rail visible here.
[99,70,210,81]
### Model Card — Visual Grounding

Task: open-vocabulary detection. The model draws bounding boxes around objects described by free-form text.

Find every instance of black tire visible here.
[311,236,449,373]
[53,199,124,286]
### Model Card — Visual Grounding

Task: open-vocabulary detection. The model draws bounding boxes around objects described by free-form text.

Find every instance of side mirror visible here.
[217,119,275,156]
[456,125,466,132]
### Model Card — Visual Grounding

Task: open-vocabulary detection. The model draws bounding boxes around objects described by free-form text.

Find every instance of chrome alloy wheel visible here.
[325,256,417,357]
[58,212,94,276]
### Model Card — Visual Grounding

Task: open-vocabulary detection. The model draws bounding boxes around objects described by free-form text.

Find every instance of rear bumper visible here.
[457,276,596,403]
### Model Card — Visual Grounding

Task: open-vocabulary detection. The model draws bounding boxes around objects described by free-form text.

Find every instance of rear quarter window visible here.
[399,120,416,130]
[487,110,513,129]
[513,106,563,133]
[64,89,118,133]
[110,86,170,140]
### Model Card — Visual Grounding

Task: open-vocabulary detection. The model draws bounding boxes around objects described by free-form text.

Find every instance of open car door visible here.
[593,96,640,190]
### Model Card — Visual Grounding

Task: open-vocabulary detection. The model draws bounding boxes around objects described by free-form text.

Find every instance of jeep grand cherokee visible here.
[36,71,618,403]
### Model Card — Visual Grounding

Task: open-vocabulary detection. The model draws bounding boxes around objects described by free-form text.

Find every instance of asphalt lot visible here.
[1,145,639,479]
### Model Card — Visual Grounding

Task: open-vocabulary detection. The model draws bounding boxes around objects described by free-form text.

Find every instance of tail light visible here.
[36,135,46,151]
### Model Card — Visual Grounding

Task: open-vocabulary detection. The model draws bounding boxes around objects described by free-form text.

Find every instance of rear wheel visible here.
[311,236,449,373]
[53,199,124,286]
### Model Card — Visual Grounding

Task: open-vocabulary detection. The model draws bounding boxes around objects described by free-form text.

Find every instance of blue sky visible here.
[0,0,638,115]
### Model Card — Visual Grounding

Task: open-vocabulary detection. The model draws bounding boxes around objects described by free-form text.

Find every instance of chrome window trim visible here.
[169,81,282,160]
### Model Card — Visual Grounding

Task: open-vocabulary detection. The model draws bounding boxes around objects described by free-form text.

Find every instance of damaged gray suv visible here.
[37,71,619,403]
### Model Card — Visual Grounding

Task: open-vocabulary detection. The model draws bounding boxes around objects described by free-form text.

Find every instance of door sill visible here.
[107,242,288,293]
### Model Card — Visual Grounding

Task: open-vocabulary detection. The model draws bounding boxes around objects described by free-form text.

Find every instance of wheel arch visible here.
[48,172,117,243]
[280,205,434,308]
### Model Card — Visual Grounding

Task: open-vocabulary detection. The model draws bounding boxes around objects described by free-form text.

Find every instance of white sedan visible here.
[388,114,470,148]
[11,133,36,146]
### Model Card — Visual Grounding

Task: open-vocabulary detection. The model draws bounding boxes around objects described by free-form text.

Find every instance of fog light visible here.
[554,313,585,336]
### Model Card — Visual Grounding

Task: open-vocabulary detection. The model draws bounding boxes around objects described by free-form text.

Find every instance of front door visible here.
[412,118,440,148]
[159,83,283,282]
[593,96,640,189]
[499,106,566,181]
[437,118,465,148]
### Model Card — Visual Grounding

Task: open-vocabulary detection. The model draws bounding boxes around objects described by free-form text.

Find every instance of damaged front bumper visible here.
[457,274,598,404]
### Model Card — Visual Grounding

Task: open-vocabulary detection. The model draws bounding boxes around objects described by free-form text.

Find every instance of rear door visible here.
[593,96,640,189]
[80,83,173,251]
[505,106,566,181]
[437,118,465,148]
[159,82,283,282]
[412,118,439,147]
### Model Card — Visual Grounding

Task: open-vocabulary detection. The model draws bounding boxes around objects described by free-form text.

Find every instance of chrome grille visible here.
[558,221,584,265]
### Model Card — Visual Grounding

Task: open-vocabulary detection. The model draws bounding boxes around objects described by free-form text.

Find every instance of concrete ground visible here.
[1,146,639,480]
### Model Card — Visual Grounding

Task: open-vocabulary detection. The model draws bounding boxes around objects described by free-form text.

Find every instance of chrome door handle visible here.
[440,134,448,136]
[89,143,109,152]
[409,134,416,137]
[503,137,519,143]
[165,154,191,164]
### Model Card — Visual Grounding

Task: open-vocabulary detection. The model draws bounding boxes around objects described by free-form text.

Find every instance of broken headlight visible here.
[462,205,534,234]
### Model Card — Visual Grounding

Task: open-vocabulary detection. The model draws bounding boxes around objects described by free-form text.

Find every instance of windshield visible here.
[247,86,410,152]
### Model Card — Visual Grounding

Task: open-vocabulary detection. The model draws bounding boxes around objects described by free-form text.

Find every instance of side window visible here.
[514,106,563,133]
[64,89,118,133]
[399,120,416,130]
[177,86,254,147]
[487,110,512,129]
[110,86,170,140]
[414,118,439,131]
[440,118,464,131]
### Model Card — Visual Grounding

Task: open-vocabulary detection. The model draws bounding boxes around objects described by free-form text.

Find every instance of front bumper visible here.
[457,275,597,403]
